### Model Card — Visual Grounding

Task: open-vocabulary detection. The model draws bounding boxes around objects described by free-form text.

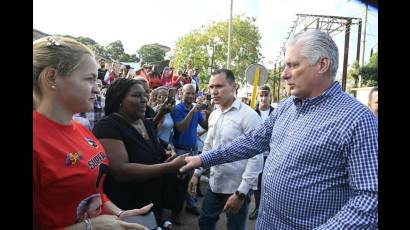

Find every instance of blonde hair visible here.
[33,36,95,100]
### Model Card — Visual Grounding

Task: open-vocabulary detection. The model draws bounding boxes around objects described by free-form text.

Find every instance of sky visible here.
[33,0,377,72]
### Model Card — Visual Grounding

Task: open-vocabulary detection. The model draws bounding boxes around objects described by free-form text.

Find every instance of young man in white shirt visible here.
[188,69,263,230]
[248,85,274,220]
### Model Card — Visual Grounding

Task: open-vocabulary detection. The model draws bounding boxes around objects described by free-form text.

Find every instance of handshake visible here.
[163,154,203,178]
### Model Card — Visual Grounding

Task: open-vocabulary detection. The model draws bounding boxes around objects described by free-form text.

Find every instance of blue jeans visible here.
[199,188,253,230]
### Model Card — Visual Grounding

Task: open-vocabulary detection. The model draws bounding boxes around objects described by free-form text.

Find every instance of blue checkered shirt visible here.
[82,95,105,130]
[200,82,378,229]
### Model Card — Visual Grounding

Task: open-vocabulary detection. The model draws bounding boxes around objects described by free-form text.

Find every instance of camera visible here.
[197,103,208,111]
[206,94,212,101]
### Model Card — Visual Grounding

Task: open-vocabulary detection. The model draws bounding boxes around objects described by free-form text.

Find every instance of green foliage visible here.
[137,44,167,70]
[348,60,360,88]
[360,52,378,87]
[171,15,262,90]
[105,40,125,61]
[347,52,378,89]
[119,53,140,62]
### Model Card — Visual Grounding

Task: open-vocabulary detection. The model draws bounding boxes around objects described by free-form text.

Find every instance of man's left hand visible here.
[223,193,244,214]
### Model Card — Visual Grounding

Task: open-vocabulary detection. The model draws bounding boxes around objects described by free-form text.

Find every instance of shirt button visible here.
[299,114,303,117]
[288,132,292,136]
[267,173,272,176]
[263,211,266,215]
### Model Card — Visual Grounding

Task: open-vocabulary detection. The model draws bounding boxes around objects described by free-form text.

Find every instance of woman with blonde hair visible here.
[33,36,151,230]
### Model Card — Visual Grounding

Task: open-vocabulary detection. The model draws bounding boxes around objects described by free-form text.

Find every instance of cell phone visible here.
[122,211,157,230]
[168,88,176,98]
[197,103,208,111]
[206,94,212,101]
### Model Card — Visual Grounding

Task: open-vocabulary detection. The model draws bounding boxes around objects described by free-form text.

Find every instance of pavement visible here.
[162,179,257,230]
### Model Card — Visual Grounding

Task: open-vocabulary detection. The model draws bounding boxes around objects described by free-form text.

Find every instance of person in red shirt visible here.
[161,67,174,87]
[33,36,151,230]
[180,73,192,85]
[171,69,184,88]
[148,71,163,91]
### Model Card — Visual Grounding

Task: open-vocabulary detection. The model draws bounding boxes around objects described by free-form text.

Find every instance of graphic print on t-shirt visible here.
[75,163,108,222]
[85,137,98,148]
[65,152,83,166]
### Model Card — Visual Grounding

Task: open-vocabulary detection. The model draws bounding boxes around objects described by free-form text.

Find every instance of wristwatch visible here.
[235,191,245,200]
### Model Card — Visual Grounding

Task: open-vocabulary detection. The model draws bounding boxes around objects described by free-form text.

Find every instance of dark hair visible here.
[104,78,143,115]
[259,85,271,93]
[211,69,235,84]
[368,86,378,101]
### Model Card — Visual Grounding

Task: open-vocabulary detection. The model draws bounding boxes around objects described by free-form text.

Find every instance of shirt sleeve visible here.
[92,116,122,140]
[200,105,276,170]
[197,111,204,123]
[314,111,378,229]
[237,110,264,194]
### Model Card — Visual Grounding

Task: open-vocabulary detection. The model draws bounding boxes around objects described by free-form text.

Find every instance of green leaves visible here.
[171,15,262,89]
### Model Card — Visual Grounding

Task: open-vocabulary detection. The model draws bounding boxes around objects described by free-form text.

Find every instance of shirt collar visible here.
[292,81,342,107]
[220,98,241,113]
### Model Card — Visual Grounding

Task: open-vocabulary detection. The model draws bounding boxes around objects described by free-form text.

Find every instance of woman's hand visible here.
[118,203,153,219]
[91,214,148,230]
[168,156,187,171]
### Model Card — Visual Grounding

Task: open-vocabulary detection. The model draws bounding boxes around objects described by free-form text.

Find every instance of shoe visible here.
[248,208,258,220]
[170,213,181,226]
[185,206,200,216]
[163,220,173,229]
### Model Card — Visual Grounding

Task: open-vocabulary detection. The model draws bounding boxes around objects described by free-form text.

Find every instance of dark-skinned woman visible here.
[92,78,186,227]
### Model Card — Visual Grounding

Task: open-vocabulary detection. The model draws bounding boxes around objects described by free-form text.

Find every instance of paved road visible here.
[163,180,257,230]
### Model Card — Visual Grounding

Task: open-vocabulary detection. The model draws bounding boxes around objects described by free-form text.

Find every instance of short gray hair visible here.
[287,30,339,79]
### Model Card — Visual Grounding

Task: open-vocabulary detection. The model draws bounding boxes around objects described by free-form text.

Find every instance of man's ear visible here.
[318,57,331,75]
[231,82,237,92]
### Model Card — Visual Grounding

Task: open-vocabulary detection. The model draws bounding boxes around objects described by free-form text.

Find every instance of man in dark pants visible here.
[170,84,210,224]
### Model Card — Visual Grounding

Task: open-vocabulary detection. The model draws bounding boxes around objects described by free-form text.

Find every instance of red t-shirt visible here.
[33,111,110,229]
[149,77,163,90]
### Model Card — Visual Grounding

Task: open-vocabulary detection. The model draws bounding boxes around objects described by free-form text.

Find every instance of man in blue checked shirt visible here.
[180,30,378,230]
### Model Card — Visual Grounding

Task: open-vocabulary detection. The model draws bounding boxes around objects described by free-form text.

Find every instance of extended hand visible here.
[118,203,153,219]
[90,214,148,230]
[188,175,199,196]
[223,194,244,214]
[179,156,202,173]
[169,156,188,171]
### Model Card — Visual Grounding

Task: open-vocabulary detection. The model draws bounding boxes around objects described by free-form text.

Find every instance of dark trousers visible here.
[199,188,253,230]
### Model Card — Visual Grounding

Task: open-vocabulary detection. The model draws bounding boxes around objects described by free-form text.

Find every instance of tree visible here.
[137,44,167,70]
[360,52,378,87]
[171,15,262,90]
[75,36,109,59]
[348,60,360,88]
[105,40,125,61]
[118,53,140,63]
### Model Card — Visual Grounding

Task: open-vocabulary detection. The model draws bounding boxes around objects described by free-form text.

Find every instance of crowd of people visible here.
[34,29,378,230]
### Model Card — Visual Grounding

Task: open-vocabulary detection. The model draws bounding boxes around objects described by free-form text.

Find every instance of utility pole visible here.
[359,3,368,87]
[227,0,233,69]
